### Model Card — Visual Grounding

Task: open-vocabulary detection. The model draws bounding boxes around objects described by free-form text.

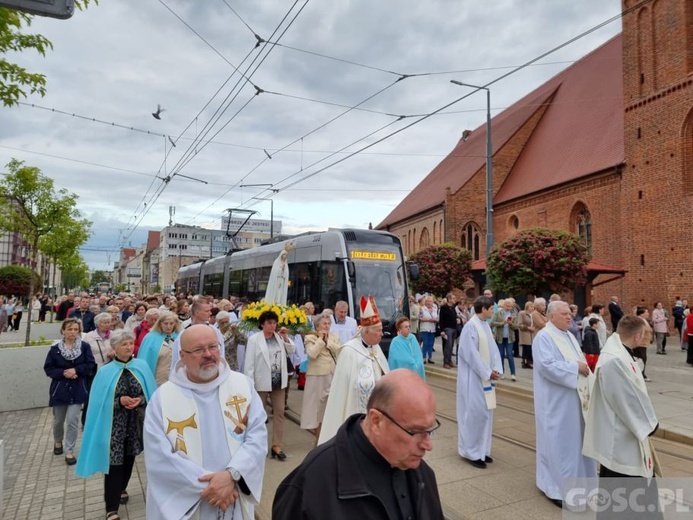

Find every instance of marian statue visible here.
[264,241,295,305]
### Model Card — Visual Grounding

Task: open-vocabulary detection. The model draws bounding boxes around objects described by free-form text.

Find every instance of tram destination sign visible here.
[350,251,397,261]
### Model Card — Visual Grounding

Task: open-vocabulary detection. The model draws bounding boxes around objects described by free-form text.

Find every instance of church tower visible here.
[621,0,693,306]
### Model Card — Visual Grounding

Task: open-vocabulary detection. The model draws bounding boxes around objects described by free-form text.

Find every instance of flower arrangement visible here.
[239,301,312,335]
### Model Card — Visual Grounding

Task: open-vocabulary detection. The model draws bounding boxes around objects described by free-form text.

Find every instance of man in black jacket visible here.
[273,369,444,520]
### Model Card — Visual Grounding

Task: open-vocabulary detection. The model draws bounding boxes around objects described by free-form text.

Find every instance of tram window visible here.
[257,266,271,296]
[318,262,345,312]
[289,262,317,305]
[228,270,242,297]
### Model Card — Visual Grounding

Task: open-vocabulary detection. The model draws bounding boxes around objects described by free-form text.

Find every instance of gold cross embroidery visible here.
[166,414,197,454]
[224,395,249,434]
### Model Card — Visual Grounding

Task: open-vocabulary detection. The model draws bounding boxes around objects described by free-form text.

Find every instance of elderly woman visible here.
[388,316,426,379]
[106,305,125,330]
[419,295,439,364]
[44,318,96,465]
[124,302,147,332]
[491,298,519,381]
[82,312,116,426]
[133,307,160,354]
[137,311,181,386]
[244,310,295,461]
[300,313,341,439]
[216,310,246,371]
[518,301,535,369]
[76,329,156,520]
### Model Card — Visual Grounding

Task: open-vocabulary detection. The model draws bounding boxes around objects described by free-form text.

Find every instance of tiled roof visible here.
[378,34,624,227]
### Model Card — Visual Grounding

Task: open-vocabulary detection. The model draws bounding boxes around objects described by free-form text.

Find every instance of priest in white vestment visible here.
[318,296,389,445]
[532,301,597,508]
[456,296,502,469]
[583,315,659,477]
[144,325,267,520]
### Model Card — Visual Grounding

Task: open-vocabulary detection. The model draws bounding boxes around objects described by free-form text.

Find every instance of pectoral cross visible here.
[166,414,197,454]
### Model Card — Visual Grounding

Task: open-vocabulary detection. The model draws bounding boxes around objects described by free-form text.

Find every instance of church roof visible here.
[378,34,624,228]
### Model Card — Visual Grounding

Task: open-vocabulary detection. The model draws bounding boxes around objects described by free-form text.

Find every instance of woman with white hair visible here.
[136,311,181,386]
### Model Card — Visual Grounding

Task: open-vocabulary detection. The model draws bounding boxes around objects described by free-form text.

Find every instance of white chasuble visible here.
[144,363,267,520]
[533,323,598,501]
[318,337,389,445]
[456,315,502,461]
[583,334,660,478]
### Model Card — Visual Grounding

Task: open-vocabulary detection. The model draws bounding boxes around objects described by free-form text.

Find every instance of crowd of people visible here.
[38,286,677,518]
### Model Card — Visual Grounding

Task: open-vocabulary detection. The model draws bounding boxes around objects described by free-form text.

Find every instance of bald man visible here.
[273,369,444,520]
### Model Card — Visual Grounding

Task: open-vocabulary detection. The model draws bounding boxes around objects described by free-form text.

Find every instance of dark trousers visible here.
[633,347,647,377]
[104,455,136,513]
[688,336,693,364]
[521,344,533,366]
[597,465,662,519]
[81,372,95,426]
[443,327,456,365]
[513,336,520,358]
[13,311,22,330]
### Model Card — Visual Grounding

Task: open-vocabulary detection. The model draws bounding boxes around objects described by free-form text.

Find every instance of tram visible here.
[176,228,417,352]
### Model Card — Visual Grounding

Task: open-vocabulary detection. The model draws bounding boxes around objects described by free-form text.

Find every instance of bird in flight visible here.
[152,104,165,120]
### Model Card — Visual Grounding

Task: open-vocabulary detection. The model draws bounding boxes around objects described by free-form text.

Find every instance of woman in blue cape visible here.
[388,317,426,380]
[136,310,181,386]
[76,329,156,520]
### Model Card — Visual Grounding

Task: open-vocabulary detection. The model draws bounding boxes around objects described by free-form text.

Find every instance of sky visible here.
[1,0,623,270]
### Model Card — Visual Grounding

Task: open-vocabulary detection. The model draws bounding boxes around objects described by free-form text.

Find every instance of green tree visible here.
[90,270,110,286]
[0,265,41,298]
[0,2,95,107]
[0,159,91,344]
[61,253,89,290]
[409,243,472,296]
[486,227,589,296]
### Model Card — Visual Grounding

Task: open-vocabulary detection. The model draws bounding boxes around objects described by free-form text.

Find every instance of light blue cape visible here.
[75,358,156,478]
[137,330,178,380]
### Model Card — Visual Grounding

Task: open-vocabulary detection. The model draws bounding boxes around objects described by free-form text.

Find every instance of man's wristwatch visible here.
[227,467,241,481]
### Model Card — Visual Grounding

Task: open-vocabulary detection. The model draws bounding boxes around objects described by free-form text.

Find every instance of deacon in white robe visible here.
[456,301,502,466]
[319,296,389,445]
[583,319,659,478]
[533,301,597,505]
[144,325,267,520]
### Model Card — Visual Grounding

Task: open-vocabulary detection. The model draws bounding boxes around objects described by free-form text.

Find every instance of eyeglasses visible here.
[374,408,441,438]
[181,345,220,356]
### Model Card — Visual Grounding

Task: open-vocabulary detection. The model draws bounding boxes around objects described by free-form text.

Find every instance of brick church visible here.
[377,0,693,310]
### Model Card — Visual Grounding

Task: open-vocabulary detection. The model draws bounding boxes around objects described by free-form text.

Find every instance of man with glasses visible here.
[273,369,444,520]
[144,325,267,520]
[456,296,502,469]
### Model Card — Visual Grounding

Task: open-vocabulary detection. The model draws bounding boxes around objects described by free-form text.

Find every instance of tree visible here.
[61,253,89,290]
[0,159,91,344]
[486,227,589,296]
[0,265,41,298]
[0,1,95,106]
[90,270,109,286]
[409,243,472,296]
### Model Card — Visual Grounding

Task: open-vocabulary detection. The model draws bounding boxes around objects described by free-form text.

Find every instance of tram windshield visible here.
[348,245,406,325]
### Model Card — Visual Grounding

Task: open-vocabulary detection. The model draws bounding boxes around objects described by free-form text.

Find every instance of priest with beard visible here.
[144,325,267,520]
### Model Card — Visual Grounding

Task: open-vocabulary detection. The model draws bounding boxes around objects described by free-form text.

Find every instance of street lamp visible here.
[450,80,494,259]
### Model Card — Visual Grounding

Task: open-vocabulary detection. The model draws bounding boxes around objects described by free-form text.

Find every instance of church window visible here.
[461,222,481,261]
[573,204,592,255]
[509,215,519,230]
[420,227,430,249]
[433,221,437,244]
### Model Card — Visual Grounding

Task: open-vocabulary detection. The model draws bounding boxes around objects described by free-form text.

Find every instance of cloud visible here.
[1,0,622,270]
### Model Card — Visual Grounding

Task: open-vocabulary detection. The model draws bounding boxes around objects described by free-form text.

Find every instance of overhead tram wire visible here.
[165,0,309,179]
[180,75,404,227]
[118,0,310,245]
[255,0,648,195]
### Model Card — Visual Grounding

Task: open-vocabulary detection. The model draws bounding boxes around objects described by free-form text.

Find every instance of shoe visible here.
[511,374,516,381]
[65,455,77,465]
[270,448,287,461]
[120,491,129,505]
[662,351,667,355]
[53,443,63,455]
[484,456,494,463]
[443,363,452,369]
[521,362,528,369]
[500,374,506,380]
[467,458,487,469]
[106,512,120,520]
[428,359,435,364]
[550,498,563,508]
[644,377,651,382]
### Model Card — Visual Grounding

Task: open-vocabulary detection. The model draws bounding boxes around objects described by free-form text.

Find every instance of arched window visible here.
[571,203,592,254]
[461,222,481,261]
[440,219,444,242]
[420,227,430,249]
[433,221,437,244]
[683,106,693,193]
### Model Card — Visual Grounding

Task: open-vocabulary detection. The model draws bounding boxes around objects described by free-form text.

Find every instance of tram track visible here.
[427,372,693,464]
